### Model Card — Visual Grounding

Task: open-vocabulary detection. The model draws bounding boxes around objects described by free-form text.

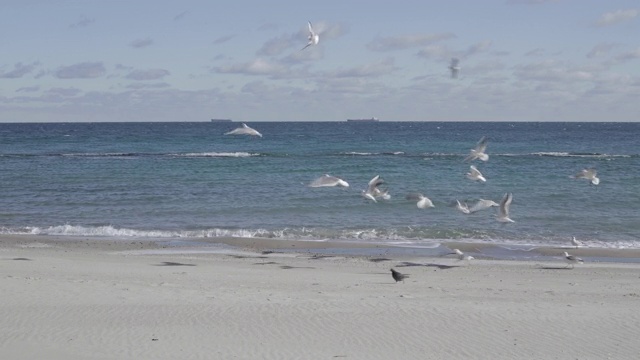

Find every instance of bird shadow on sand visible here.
[397,261,461,270]
[154,261,196,267]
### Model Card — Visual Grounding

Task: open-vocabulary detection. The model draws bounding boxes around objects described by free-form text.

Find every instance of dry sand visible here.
[1,235,640,359]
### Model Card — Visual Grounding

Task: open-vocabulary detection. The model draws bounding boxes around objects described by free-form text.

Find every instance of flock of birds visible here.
[222,22,597,272]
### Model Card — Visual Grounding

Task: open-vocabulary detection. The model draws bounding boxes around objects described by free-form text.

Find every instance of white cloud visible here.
[587,43,616,58]
[69,16,95,29]
[213,35,235,45]
[55,62,106,79]
[367,33,455,52]
[129,38,154,48]
[326,58,397,78]
[126,69,170,81]
[615,47,640,62]
[0,62,39,78]
[214,58,287,76]
[594,9,638,27]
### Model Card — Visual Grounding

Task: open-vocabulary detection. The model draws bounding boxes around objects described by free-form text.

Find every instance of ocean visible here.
[1,121,638,249]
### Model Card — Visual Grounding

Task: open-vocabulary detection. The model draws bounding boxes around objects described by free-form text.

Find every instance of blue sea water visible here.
[1,121,639,249]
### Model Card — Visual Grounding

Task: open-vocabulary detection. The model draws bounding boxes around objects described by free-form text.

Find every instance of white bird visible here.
[362,175,390,202]
[570,237,583,249]
[464,136,489,162]
[406,193,434,209]
[449,57,460,78]
[455,200,471,214]
[466,165,487,183]
[450,248,474,263]
[496,192,514,223]
[301,21,319,51]
[308,174,349,188]
[571,168,599,185]
[224,123,262,137]
[563,251,584,269]
[468,199,499,213]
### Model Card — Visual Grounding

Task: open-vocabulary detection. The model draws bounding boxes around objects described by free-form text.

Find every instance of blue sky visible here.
[1,0,639,122]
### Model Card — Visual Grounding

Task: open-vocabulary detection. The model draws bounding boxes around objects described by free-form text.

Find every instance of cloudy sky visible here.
[1,0,639,122]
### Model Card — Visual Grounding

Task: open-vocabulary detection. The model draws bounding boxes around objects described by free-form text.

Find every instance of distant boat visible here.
[346,117,379,122]
[211,119,232,122]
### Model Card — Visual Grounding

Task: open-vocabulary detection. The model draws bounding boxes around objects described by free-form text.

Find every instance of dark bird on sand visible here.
[390,268,409,283]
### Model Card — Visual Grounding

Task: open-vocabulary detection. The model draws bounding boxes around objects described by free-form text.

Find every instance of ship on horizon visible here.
[346,117,379,122]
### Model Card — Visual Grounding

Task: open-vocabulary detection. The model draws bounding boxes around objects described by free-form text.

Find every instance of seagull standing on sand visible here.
[390,268,409,283]
[464,136,489,162]
[571,168,600,185]
[449,57,460,78]
[563,251,584,269]
[406,193,434,209]
[466,165,487,183]
[496,192,514,223]
[450,249,474,264]
[308,174,349,188]
[571,237,583,249]
[301,21,319,50]
[224,123,262,137]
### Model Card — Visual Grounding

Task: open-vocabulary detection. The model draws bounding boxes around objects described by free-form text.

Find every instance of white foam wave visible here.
[177,152,260,158]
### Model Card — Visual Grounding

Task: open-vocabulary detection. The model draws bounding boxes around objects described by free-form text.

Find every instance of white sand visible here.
[1,235,640,359]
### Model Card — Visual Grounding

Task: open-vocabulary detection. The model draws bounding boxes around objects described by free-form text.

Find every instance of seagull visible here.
[450,249,474,263]
[308,174,349,188]
[449,57,460,78]
[390,268,409,283]
[466,165,487,183]
[406,193,434,209]
[571,168,600,185]
[570,237,583,249]
[496,192,514,223]
[224,123,262,137]
[301,21,319,51]
[464,136,489,162]
[455,200,471,214]
[362,175,390,202]
[468,199,499,213]
[563,251,584,269]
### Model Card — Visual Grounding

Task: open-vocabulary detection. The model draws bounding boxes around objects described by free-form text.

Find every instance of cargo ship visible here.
[346,117,379,122]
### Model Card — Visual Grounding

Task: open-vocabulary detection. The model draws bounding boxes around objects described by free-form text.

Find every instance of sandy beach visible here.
[1,235,639,359]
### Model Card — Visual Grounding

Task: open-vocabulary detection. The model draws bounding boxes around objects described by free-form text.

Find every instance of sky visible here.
[1,0,639,122]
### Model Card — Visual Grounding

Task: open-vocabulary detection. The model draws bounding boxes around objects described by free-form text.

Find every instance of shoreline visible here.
[3,234,640,263]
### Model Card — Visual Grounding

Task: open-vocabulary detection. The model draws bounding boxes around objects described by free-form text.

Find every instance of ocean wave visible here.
[175,152,261,158]
[3,224,638,249]
[504,152,633,158]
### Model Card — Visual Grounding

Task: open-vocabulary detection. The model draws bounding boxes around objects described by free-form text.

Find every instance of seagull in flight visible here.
[301,21,319,50]
[466,165,487,183]
[224,123,262,137]
[563,251,584,269]
[464,136,489,162]
[362,175,390,202]
[308,174,349,188]
[496,192,514,223]
[406,193,434,209]
[455,200,471,214]
[468,199,499,213]
[449,57,460,78]
[571,168,600,185]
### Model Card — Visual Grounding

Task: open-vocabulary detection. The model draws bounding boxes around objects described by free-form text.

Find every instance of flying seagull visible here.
[224,123,262,137]
[563,251,584,269]
[301,21,319,50]
[496,192,514,223]
[406,193,434,209]
[468,199,499,213]
[308,174,349,188]
[571,168,600,185]
[466,165,487,183]
[464,136,489,162]
[455,200,471,214]
[390,268,409,283]
[449,57,460,78]
[362,175,390,202]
